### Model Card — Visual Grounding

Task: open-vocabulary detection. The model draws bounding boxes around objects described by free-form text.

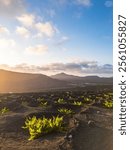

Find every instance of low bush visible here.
[55,98,66,104]
[84,97,92,102]
[73,101,83,106]
[58,108,73,115]
[40,101,48,107]
[22,115,64,140]
[103,100,113,108]
[0,107,9,115]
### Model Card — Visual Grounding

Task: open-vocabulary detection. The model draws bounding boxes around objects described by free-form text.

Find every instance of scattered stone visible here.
[88,120,95,127]
[97,110,100,114]
[64,134,72,141]
[68,134,72,139]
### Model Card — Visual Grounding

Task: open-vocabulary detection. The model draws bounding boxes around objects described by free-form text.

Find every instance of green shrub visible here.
[103,100,113,108]
[37,97,45,102]
[22,115,64,141]
[40,101,48,107]
[0,107,9,115]
[37,97,48,107]
[58,108,73,115]
[84,97,92,102]
[81,95,85,98]
[55,98,66,104]
[73,101,83,106]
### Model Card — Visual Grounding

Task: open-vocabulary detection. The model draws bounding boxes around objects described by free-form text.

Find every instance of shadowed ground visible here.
[0,88,113,150]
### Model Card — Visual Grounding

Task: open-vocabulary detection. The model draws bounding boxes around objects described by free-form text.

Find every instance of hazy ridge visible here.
[0,69,112,93]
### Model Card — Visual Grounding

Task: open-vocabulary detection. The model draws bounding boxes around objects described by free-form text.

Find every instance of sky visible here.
[0,0,113,77]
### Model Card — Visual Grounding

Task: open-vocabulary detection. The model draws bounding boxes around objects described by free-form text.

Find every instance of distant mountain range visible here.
[0,69,112,93]
[51,72,113,84]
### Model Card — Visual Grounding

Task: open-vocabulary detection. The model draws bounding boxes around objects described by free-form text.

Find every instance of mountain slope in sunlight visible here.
[0,69,69,93]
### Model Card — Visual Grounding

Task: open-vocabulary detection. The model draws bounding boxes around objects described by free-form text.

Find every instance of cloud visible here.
[44,61,112,75]
[0,0,12,6]
[16,26,30,38]
[57,36,70,45]
[45,61,98,73]
[0,38,15,48]
[16,14,35,27]
[16,14,58,38]
[26,44,48,54]
[35,22,56,38]
[61,36,69,41]
[104,1,113,7]
[76,0,92,7]
[0,0,25,17]
[52,0,92,7]
[0,63,37,73]
[0,64,10,70]
[0,25,10,34]
[1,61,112,76]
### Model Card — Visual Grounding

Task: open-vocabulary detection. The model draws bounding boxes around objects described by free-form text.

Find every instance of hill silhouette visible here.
[51,72,113,84]
[0,69,68,93]
[0,70,112,93]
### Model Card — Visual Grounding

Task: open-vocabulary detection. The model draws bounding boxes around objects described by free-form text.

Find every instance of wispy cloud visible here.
[0,0,25,17]
[104,1,113,7]
[76,0,92,7]
[0,25,10,34]
[56,36,70,45]
[26,44,48,54]
[16,12,58,38]
[16,14,35,27]
[0,61,113,76]
[0,38,15,48]
[54,0,92,7]
[35,22,56,38]
[16,26,30,38]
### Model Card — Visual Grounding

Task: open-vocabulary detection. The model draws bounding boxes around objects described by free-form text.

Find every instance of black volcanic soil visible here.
[0,86,113,150]
[72,106,112,150]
